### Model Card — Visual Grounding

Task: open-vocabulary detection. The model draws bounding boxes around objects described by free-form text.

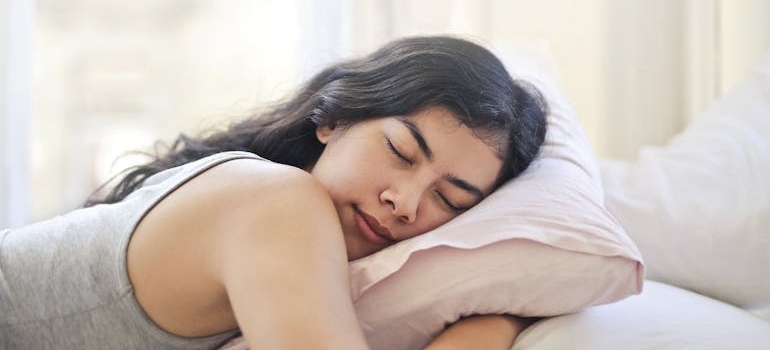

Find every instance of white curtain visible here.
[1,0,33,229]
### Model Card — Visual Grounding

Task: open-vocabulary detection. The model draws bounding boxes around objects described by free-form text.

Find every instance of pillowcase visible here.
[599,51,770,321]
[512,280,770,350]
[349,41,644,350]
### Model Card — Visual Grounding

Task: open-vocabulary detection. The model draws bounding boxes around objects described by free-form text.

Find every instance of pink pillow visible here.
[218,42,643,350]
[348,42,644,350]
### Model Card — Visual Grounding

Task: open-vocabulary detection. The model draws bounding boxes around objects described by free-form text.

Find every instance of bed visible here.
[219,43,770,350]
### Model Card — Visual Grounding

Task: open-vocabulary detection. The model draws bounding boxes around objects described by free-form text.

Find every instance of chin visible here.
[348,241,379,261]
[343,233,366,261]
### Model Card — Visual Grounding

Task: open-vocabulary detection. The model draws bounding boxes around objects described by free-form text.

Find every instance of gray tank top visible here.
[0,151,263,350]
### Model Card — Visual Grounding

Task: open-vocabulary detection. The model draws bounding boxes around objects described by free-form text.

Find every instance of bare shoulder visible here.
[140,158,331,239]
[187,158,339,233]
[127,157,339,337]
[195,157,330,206]
[197,157,344,254]
[203,157,315,189]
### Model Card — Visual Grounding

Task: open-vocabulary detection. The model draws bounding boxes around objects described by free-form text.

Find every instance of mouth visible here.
[353,206,395,246]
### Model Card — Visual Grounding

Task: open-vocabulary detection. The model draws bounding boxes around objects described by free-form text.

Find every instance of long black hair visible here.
[85,35,547,207]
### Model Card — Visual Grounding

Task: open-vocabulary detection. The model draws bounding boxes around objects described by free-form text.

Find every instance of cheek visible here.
[403,203,453,239]
[339,146,391,185]
[314,147,380,195]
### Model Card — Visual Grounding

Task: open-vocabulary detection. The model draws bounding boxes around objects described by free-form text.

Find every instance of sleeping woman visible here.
[0,35,547,350]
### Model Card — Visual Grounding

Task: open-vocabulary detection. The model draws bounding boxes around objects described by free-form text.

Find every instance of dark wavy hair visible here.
[85,35,547,207]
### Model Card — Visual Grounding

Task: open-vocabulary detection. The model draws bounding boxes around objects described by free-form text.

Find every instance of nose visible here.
[380,187,419,224]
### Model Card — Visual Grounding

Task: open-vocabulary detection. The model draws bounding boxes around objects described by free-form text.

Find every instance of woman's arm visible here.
[214,161,371,350]
[424,315,535,350]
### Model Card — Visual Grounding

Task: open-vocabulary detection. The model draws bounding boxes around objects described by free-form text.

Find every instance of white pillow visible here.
[599,52,770,321]
[512,280,770,350]
[349,41,644,350]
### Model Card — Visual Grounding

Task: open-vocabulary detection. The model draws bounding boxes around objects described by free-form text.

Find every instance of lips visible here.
[353,206,395,245]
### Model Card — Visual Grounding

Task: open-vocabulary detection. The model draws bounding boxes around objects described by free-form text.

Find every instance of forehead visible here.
[389,106,503,194]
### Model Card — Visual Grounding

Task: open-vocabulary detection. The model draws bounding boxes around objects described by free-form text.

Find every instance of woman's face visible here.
[311,106,503,261]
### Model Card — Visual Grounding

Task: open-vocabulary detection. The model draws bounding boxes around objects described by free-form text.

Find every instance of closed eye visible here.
[434,190,465,213]
[385,138,412,165]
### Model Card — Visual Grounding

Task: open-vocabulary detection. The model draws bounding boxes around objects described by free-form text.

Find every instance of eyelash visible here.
[385,138,412,165]
[435,190,464,213]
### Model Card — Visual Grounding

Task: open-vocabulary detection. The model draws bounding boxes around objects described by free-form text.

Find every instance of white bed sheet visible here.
[512,280,770,350]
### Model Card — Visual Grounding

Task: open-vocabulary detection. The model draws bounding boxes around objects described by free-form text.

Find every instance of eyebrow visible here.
[396,118,485,201]
[446,175,485,201]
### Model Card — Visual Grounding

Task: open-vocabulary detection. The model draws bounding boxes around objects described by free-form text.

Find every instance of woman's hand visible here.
[424,314,535,350]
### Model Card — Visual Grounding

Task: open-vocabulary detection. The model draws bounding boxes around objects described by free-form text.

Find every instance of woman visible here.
[1,36,547,350]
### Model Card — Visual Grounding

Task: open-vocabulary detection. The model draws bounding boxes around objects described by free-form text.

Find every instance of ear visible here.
[316,125,334,144]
